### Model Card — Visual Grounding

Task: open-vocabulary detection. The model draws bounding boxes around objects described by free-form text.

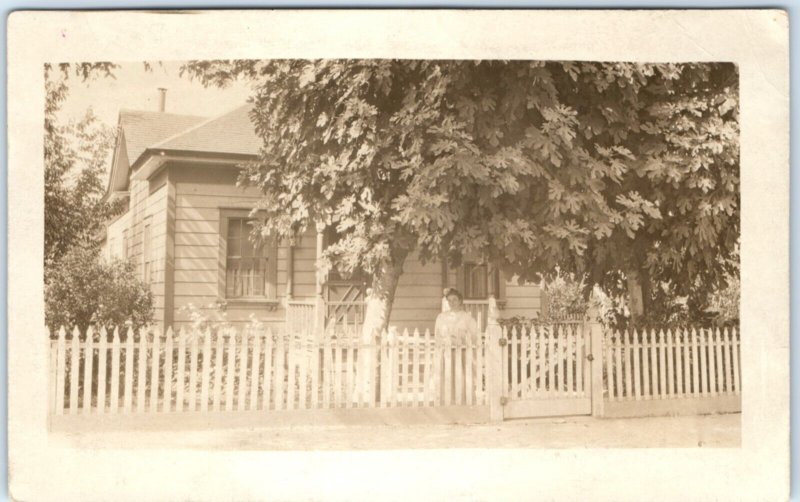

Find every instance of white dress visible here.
[434,309,478,342]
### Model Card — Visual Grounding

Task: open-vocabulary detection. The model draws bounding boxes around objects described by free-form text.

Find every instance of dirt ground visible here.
[51,412,740,450]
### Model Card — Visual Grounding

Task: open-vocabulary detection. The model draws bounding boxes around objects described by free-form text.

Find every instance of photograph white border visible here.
[8,9,788,500]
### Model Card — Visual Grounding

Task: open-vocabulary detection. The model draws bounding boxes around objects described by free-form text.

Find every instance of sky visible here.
[57,60,255,128]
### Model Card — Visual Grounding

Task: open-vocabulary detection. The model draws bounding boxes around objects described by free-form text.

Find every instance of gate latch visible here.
[500,396,508,406]
[587,353,594,362]
[499,338,507,347]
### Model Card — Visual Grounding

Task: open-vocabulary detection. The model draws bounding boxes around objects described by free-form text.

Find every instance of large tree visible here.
[44,62,120,265]
[183,60,739,333]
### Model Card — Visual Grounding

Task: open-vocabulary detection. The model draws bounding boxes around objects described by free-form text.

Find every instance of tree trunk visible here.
[355,247,408,403]
[626,268,645,327]
[360,250,408,343]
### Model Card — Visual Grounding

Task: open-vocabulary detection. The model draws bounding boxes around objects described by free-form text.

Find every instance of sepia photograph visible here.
[7,9,788,501]
[44,58,742,446]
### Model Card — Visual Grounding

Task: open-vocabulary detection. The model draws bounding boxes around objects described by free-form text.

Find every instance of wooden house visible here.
[100,102,545,333]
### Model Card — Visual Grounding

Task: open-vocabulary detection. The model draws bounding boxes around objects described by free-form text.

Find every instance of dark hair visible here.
[444,288,463,301]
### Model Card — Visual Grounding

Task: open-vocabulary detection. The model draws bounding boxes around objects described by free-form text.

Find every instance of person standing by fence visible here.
[435,288,479,403]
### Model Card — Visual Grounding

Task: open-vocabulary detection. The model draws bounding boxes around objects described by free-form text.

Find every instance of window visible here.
[142,220,152,284]
[461,262,502,300]
[221,213,277,300]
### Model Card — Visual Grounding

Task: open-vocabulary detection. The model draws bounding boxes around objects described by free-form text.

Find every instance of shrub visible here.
[45,245,154,332]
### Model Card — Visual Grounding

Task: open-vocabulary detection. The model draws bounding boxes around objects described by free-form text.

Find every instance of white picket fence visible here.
[600,327,741,417]
[47,321,741,421]
[48,325,488,415]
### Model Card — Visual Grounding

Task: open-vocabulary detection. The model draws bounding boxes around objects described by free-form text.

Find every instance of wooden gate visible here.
[499,322,593,419]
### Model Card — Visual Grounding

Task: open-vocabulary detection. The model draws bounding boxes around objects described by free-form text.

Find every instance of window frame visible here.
[458,261,505,301]
[218,208,279,305]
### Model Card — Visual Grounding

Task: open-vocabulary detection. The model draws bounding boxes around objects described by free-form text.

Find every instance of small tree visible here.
[45,246,154,332]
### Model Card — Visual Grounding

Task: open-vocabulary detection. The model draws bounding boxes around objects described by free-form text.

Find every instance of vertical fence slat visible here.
[176,329,187,412]
[199,329,211,412]
[714,328,724,396]
[224,331,236,411]
[262,332,274,410]
[150,326,161,412]
[82,327,94,414]
[69,327,81,414]
[286,339,297,411]
[621,330,630,400]
[237,329,250,411]
[666,329,675,397]
[510,326,519,399]
[632,330,641,400]
[605,330,615,400]
[691,328,699,397]
[476,329,485,404]
[675,329,685,397]
[701,328,710,395]
[123,327,134,413]
[641,329,651,399]
[465,329,474,406]
[732,328,741,395]
[443,333,453,406]
[345,339,354,408]
[657,330,667,399]
[97,327,108,414]
[136,329,148,413]
[371,330,380,408]
[399,329,409,406]
[614,332,623,401]
[537,326,546,395]
[558,326,566,396]
[432,331,442,407]
[55,327,67,415]
[310,334,319,409]
[250,331,263,411]
[321,336,331,408]
[212,330,224,411]
[274,334,286,410]
[413,329,423,406]
[333,338,343,408]
[163,328,174,413]
[576,326,585,396]
[647,329,657,399]
[379,330,389,407]
[109,328,120,414]
[707,329,717,396]
[188,329,199,411]
[723,328,732,395]
[454,332,464,406]
[564,327,573,397]
[547,328,556,398]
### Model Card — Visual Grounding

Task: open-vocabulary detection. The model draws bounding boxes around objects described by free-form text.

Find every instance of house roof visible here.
[118,110,206,164]
[151,104,260,157]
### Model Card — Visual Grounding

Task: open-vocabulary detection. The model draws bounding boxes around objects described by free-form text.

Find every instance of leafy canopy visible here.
[182,60,738,313]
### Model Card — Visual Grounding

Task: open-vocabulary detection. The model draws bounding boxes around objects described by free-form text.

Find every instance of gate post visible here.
[587,304,605,417]
[486,296,504,422]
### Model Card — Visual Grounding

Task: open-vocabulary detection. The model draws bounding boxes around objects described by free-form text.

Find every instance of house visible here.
[100,99,545,334]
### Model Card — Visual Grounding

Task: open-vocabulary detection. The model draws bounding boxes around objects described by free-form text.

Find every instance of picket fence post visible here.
[486,295,504,422]
[586,303,605,417]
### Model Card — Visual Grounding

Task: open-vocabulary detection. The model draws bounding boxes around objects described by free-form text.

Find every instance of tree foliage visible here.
[44,62,121,265]
[182,60,739,329]
[45,245,154,332]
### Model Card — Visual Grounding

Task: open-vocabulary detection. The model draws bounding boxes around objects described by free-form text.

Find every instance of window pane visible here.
[228,218,242,240]
[241,228,255,257]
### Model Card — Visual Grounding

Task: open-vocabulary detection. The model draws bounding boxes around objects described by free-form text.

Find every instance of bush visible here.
[45,245,154,332]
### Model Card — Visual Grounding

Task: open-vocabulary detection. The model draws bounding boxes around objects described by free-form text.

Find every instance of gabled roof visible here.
[118,110,206,164]
[152,104,260,157]
[106,103,260,196]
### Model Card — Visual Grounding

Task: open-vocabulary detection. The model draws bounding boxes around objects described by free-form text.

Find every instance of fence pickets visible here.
[604,327,741,402]
[48,323,741,419]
